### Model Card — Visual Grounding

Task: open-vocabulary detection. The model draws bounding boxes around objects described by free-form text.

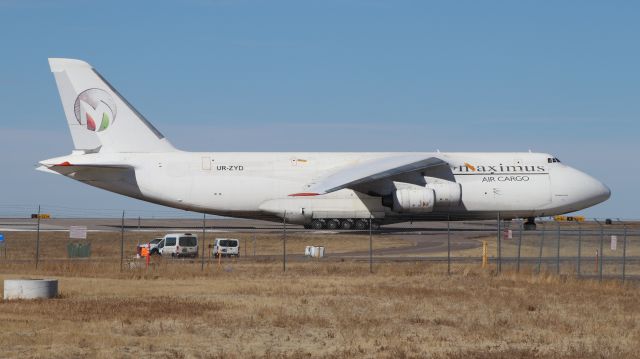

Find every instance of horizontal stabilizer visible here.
[43,162,132,176]
[36,165,61,175]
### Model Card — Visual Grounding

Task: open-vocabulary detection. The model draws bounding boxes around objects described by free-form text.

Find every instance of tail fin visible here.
[49,58,176,153]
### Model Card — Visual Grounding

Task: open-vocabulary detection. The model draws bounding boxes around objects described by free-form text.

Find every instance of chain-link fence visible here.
[0,206,638,282]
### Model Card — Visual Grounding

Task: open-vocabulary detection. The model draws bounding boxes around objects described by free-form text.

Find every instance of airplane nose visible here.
[551,167,611,210]
[581,172,611,205]
[594,179,611,202]
[551,166,611,212]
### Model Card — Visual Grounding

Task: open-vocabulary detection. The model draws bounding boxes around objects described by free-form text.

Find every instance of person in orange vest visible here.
[141,245,149,257]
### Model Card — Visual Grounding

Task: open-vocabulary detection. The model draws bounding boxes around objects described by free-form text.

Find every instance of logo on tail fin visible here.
[73,88,117,132]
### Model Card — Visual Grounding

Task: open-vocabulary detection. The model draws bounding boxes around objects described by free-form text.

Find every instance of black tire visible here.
[523,222,537,231]
[354,219,368,230]
[326,219,340,230]
[340,220,353,230]
[370,222,380,230]
[303,224,312,229]
[311,219,324,230]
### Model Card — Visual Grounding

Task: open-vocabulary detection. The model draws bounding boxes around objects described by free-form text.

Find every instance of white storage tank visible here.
[4,279,59,300]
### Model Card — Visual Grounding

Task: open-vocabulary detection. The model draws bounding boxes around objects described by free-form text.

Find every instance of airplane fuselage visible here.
[44,151,610,225]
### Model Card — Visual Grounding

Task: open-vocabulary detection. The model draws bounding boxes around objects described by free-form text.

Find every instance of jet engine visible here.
[392,188,435,213]
[426,181,462,208]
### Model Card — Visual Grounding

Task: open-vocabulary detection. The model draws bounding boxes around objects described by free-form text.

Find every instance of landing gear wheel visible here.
[523,217,537,231]
[303,224,312,229]
[340,220,353,230]
[311,219,324,230]
[354,219,368,230]
[370,222,380,230]
[326,219,340,230]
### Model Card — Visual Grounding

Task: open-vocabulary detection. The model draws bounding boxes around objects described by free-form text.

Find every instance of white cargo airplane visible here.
[39,58,610,230]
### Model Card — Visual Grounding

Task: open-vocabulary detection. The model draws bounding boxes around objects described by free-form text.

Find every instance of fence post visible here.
[556,221,560,274]
[577,221,582,277]
[595,219,603,282]
[482,241,488,268]
[253,227,256,257]
[283,211,287,273]
[369,215,373,274]
[447,214,451,275]
[120,210,124,272]
[497,213,502,274]
[537,221,545,274]
[201,213,206,271]
[516,219,523,273]
[618,219,627,283]
[35,205,41,270]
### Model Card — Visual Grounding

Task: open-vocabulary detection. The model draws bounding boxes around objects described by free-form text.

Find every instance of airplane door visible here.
[202,157,211,171]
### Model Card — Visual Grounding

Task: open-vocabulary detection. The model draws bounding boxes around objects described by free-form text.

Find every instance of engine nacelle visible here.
[426,181,462,208]
[392,188,435,213]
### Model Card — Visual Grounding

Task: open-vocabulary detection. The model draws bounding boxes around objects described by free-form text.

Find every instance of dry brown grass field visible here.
[1,228,639,358]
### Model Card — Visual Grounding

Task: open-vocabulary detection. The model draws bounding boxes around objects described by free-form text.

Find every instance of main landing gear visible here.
[307,219,379,230]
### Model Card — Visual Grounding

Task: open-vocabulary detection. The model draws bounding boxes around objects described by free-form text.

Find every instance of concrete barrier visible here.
[3,279,58,300]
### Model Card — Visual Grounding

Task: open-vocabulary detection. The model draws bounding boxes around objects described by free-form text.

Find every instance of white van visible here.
[157,233,198,258]
[212,238,240,257]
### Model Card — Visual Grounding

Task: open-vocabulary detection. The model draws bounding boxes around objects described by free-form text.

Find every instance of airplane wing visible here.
[303,155,448,195]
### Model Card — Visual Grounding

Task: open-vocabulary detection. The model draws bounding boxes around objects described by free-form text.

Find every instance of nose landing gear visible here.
[523,217,537,231]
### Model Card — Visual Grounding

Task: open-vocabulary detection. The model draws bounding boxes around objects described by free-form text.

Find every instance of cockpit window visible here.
[547,157,561,163]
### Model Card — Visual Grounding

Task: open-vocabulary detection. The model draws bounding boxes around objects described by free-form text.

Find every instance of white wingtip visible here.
[36,165,60,175]
[48,58,92,72]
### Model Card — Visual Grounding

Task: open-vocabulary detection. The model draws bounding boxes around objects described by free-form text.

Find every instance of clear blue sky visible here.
[0,0,638,218]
